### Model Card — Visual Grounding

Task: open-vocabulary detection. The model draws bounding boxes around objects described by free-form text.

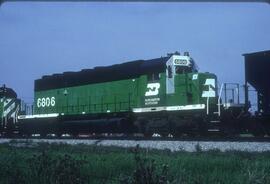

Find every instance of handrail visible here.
[217,83,224,116]
[206,85,210,115]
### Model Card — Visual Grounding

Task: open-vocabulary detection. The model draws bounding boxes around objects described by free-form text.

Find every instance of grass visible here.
[0,141,270,184]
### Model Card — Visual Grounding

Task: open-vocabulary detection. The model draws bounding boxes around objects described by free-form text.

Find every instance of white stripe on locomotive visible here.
[3,99,16,117]
[133,104,205,113]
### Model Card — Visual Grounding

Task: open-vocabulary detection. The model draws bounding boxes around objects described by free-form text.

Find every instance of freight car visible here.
[1,51,269,137]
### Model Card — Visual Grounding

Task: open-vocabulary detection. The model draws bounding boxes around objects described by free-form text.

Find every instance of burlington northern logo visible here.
[145,83,160,96]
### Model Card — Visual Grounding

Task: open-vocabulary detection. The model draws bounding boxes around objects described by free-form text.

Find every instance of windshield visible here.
[175,66,188,74]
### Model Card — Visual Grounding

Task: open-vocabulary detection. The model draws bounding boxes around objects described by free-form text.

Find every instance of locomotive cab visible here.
[165,52,197,95]
[164,52,218,114]
[166,52,198,77]
[136,52,220,136]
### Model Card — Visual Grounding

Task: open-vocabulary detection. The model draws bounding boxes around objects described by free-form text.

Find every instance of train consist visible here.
[1,51,270,137]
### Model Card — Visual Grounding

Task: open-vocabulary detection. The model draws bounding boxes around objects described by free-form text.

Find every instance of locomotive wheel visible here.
[198,124,208,137]
[219,124,238,138]
[24,133,32,138]
[186,132,196,137]
[160,133,168,137]
[134,117,149,136]
[56,132,63,138]
[172,132,182,138]
[252,130,265,137]
[252,128,265,137]
[143,124,153,138]
[71,132,79,137]
[250,122,265,137]
[40,132,47,138]
[144,131,153,138]
[264,125,270,136]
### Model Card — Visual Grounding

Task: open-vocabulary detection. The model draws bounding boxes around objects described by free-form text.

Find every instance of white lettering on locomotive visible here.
[145,83,160,96]
[145,98,160,105]
[37,97,56,108]
[174,59,187,65]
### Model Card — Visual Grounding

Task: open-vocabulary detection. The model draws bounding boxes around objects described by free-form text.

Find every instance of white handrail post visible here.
[218,83,224,116]
[206,85,210,115]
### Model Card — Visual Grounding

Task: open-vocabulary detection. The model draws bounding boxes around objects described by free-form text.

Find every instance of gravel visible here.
[1,138,270,152]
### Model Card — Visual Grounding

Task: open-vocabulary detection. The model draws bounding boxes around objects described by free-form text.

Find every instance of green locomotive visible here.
[0,85,20,134]
[17,52,219,136]
[3,51,270,137]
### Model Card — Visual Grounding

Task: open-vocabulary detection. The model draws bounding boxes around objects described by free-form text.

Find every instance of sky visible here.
[0,2,269,104]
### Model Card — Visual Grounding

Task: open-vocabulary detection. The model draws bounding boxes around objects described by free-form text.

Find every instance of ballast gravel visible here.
[1,138,270,152]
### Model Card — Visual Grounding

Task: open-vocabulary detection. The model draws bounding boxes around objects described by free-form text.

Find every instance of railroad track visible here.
[1,137,270,152]
[1,133,270,142]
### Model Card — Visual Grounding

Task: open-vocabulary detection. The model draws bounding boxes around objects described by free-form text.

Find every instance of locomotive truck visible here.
[1,51,268,137]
